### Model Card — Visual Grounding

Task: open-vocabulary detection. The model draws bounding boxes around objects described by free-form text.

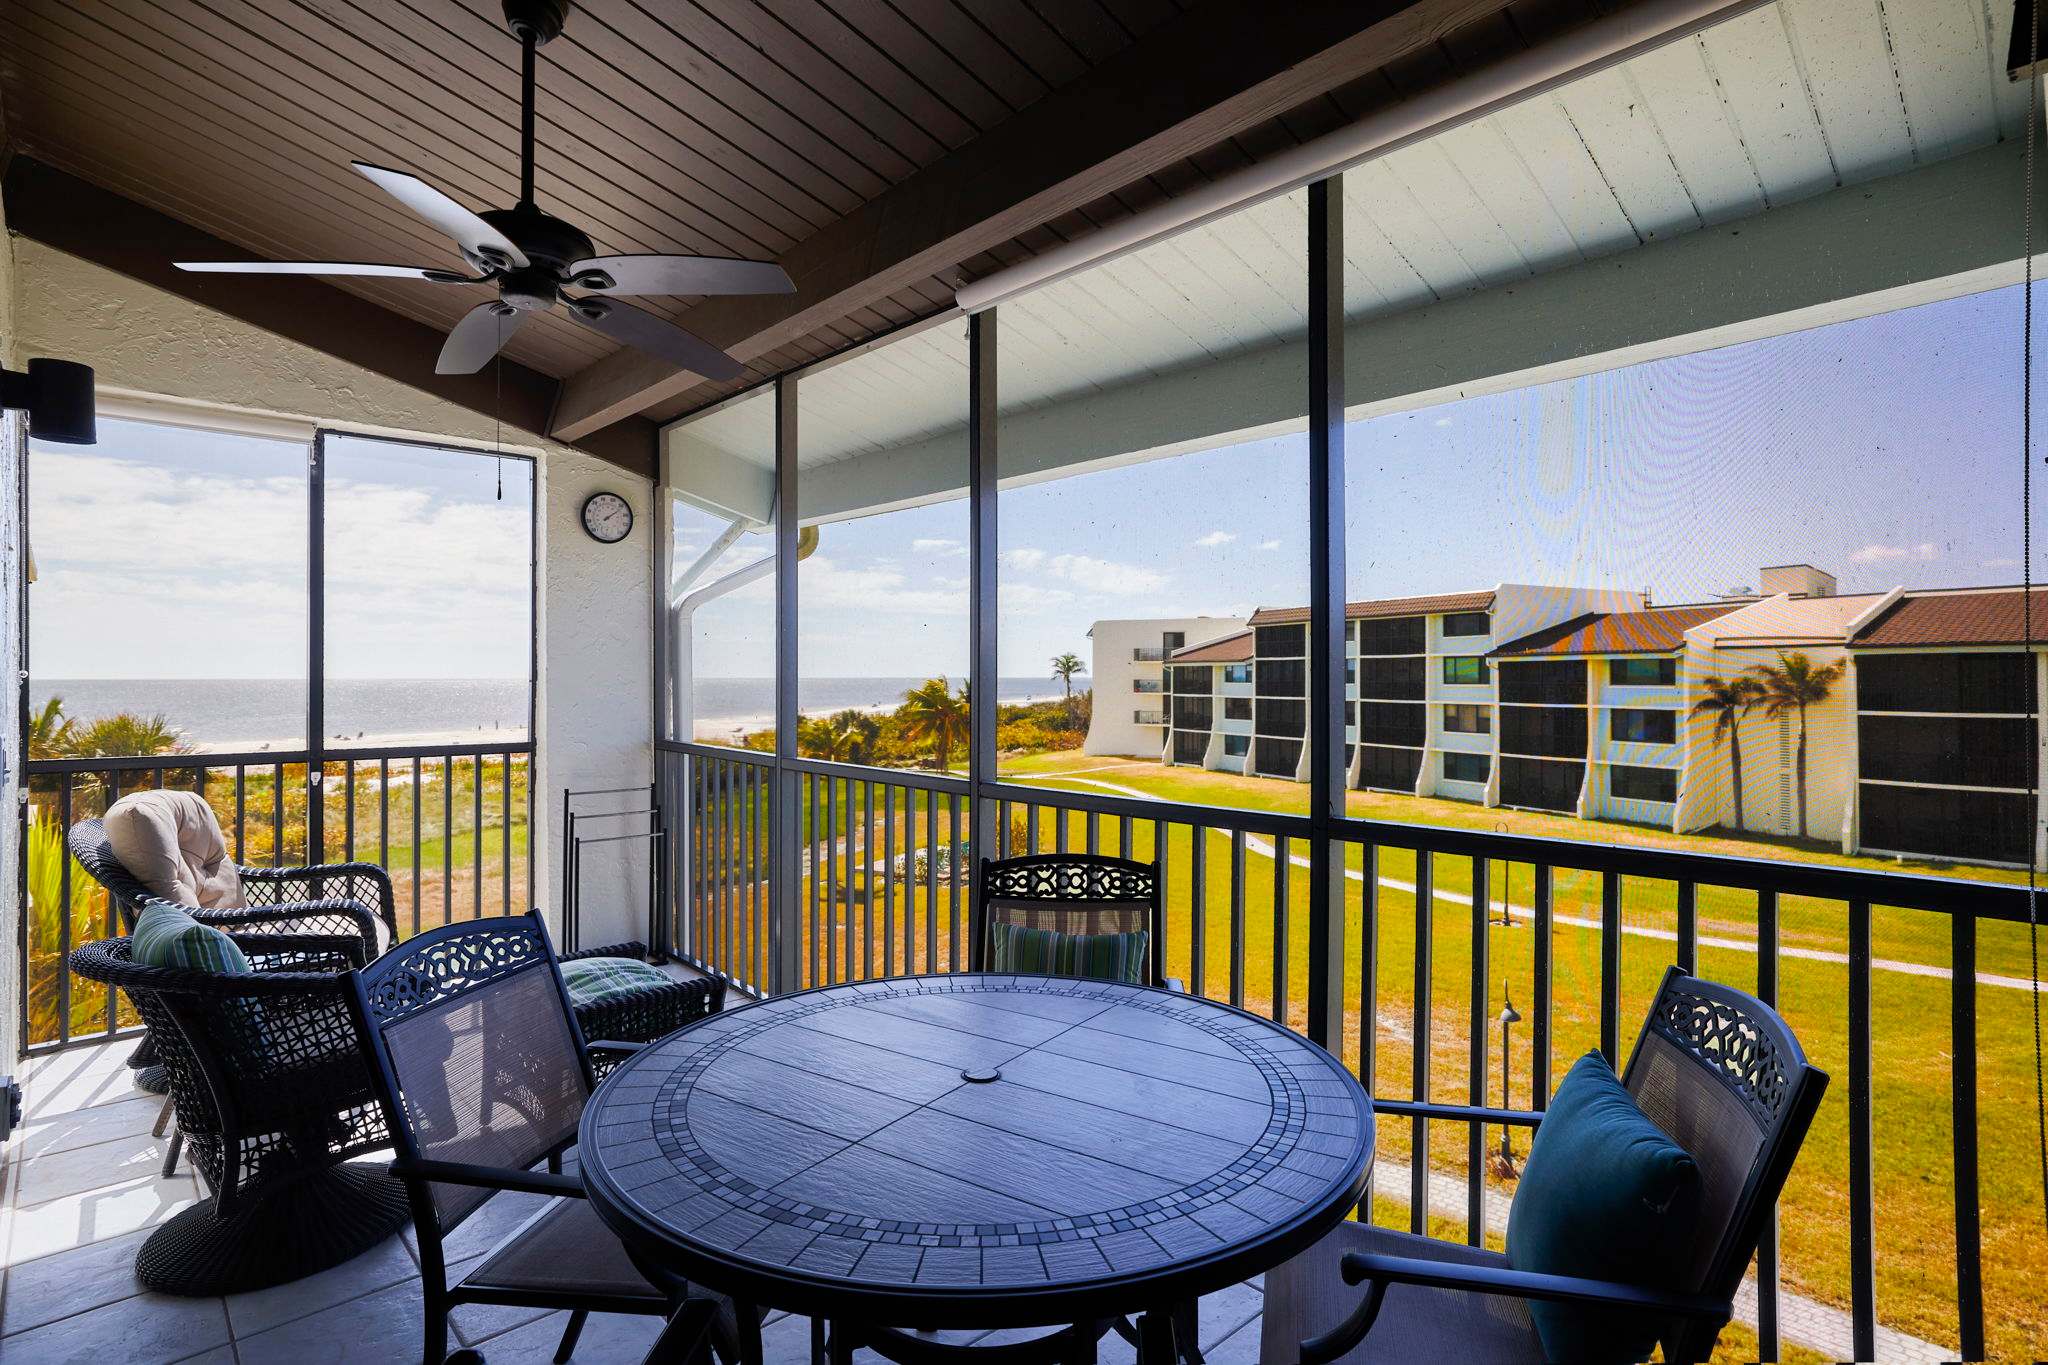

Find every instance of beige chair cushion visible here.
[103,790,246,910]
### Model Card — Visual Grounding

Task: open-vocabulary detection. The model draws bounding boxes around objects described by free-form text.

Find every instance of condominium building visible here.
[1087,566,2048,870]
[1081,618,1245,758]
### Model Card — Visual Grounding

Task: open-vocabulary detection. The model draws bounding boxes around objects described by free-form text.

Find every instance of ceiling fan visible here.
[173,0,788,381]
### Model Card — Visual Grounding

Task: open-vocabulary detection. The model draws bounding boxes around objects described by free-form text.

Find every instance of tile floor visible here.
[1,1039,1270,1364]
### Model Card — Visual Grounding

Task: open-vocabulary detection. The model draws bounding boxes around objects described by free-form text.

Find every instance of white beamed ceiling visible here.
[671,0,2026,477]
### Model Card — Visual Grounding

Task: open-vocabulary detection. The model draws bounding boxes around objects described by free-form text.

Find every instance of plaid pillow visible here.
[561,955,671,1008]
[990,921,1149,985]
[131,899,251,975]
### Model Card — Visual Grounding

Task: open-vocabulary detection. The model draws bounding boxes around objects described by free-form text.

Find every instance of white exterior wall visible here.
[9,240,654,949]
[1084,617,1242,758]
[0,189,21,1070]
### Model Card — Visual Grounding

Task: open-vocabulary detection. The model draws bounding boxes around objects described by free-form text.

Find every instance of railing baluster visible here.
[1151,819,1167,968]
[997,798,1011,860]
[1027,803,1040,855]
[1087,810,1100,855]
[756,767,769,991]
[472,756,484,920]
[501,753,513,916]
[949,793,963,971]
[1847,898,1875,1363]
[344,759,356,860]
[862,780,875,981]
[825,777,838,984]
[378,758,390,873]
[1190,825,1208,998]
[1599,870,1621,1065]
[411,757,422,937]
[271,763,283,867]
[235,764,247,862]
[1121,815,1135,860]
[1271,835,1290,1026]
[443,757,454,931]
[1533,863,1553,1110]
[1357,841,1378,1222]
[1412,849,1433,1236]
[1952,905,1984,1362]
[57,775,73,1046]
[1229,829,1246,1009]
[885,784,898,978]
[1675,879,1697,974]
[1056,802,1068,854]
[1468,854,1489,1246]
[1755,887,1780,1362]
[926,791,939,973]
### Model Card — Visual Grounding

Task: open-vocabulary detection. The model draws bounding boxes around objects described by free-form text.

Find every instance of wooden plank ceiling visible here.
[0,0,1619,438]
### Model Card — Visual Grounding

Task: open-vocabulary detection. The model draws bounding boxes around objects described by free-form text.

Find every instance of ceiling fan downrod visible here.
[502,0,569,209]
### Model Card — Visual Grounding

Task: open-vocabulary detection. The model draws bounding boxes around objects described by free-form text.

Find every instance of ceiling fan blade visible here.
[566,297,743,380]
[566,254,794,297]
[437,303,524,375]
[174,260,477,281]
[352,161,528,271]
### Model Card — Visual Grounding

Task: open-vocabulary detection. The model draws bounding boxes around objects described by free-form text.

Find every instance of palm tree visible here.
[1050,652,1084,723]
[827,709,880,765]
[68,712,190,759]
[1690,675,1764,832]
[28,696,74,760]
[796,715,847,761]
[899,677,969,773]
[1745,650,1846,841]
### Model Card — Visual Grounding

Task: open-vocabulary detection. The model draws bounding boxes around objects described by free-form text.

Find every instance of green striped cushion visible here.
[990,921,1149,985]
[131,899,251,975]
[562,955,671,1008]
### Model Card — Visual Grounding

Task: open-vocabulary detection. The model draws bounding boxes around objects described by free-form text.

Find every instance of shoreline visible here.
[692,689,1074,744]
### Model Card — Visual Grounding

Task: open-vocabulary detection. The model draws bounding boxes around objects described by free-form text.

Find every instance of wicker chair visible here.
[973,852,1182,991]
[1266,966,1829,1365]
[69,814,396,1096]
[67,923,409,1295]
[346,911,750,1365]
[566,938,724,1078]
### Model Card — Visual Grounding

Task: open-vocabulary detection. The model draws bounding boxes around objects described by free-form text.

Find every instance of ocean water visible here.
[34,675,1088,750]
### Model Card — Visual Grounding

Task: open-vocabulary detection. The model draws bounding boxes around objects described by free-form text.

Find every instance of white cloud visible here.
[1003,547,1047,571]
[1979,556,2022,570]
[1259,539,1282,551]
[911,537,966,557]
[1193,530,1236,548]
[1849,542,1941,564]
[1042,553,1168,596]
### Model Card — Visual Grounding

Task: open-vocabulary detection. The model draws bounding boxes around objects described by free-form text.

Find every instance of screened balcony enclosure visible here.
[6,0,2048,1363]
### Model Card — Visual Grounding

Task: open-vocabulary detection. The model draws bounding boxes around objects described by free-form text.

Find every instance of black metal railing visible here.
[21,741,534,1054]
[658,740,2034,1363]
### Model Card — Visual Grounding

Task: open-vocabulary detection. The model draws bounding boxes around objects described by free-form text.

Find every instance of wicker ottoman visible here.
[561,941,723,1075]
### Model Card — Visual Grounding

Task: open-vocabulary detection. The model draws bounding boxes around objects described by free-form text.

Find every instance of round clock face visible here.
[582,491,633,544]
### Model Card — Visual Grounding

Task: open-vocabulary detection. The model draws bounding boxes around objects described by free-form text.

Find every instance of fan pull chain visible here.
[494,312,505,501]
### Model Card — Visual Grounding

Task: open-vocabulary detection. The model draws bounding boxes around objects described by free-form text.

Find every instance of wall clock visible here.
[581,491,633,544]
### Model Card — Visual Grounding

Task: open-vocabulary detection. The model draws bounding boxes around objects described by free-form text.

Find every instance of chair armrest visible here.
[200,899,380,964]
[227,932,367,972]
[239,862,397,938]
[1339,1251,1730,1319]
[585,1038,646,1056]
[388,1156,585,1199]
[1371,1099,1545,1129]
[563,940,648,963]
[1163,977,1187,994]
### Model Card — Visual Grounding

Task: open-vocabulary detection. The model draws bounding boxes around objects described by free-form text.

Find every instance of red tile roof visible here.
[1491,603,1743,658]
[1170,630,1254,663]
[1247,590,1494,627]
[1852,587,2048,647]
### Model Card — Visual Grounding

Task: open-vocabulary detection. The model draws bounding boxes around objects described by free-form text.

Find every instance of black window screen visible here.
[1172,730,1209,764]
[1442,751,1490,784]
[1500,660,1586,704]
[1359,656,1425,698]
[1258,658,1306,697]
[1359,701,1424,747]
[1500,757,1583,812]
[1254,737,1302,778]
[1357,745,1422,791]
[1501,705,1587,757]
[1358,616,1425,655]
[1609,657,1677,687]
[1856,651,2034,714]
[1171,696,1213,730]
[1256,624,1306,657]
[1258,698,1307,738]
[1223,696,1252,720]
[1861,784,2033,864]
[1610,764,1678,803]
[1858,715,2037,789]
[1442,611,1490,637]
[1610,709,1678,744]
[1169,665,1212,694]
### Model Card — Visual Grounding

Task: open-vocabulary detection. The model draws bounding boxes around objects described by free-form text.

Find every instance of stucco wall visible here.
[8,238,653,950]
[0,187,21,1070]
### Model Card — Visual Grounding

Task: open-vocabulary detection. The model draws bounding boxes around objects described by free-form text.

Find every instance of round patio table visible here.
[579,973,1373,1363]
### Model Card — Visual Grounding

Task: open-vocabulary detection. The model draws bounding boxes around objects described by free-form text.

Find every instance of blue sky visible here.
[38,278,2033,686]
[30,420,533,680]
[687,278,2035,682]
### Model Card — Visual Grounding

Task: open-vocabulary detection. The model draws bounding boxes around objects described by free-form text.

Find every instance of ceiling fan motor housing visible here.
[502,0,568,46]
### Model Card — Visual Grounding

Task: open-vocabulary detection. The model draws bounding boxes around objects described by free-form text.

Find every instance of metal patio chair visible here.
[973,852,1181,991]
[346,911,752,1365]
[1265,965,1828,1365]
[67,919,407,1295]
